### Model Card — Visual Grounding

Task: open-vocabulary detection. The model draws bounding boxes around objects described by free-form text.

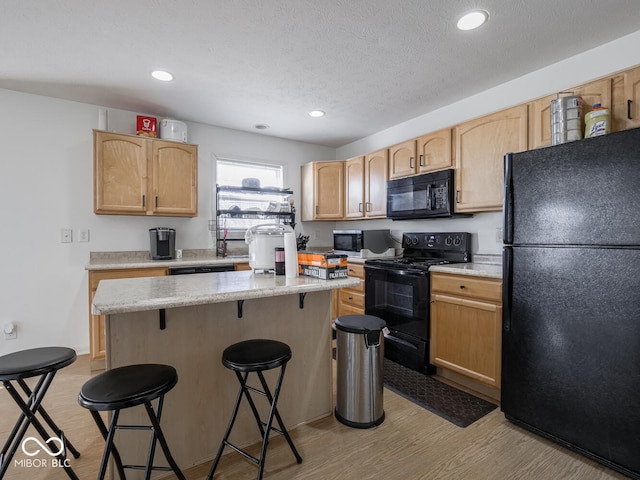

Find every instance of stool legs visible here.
[88,395,186,480]
[207,364,302,480]
[1,373,80,480]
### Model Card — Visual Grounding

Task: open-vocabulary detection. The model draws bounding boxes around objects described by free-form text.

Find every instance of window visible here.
[216,159,283,188]
[213,158,291,256]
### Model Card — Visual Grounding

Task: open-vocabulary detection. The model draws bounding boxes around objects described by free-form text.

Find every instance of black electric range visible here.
[364,232,471,373]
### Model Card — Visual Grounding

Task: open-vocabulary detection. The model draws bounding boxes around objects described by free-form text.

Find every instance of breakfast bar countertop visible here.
[92,270,359,315]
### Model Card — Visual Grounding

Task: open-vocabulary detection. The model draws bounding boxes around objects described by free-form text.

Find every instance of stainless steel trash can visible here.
[334,314,386,428]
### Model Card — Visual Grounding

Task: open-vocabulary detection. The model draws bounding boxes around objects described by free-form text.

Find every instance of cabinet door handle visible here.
[316,205,318,214]
[629,99,633,120]
[365,202,371,212]
[409,156,414,169]
[456,190,460,203]
[359,203,363,212]
[142,194,146,207]
[419,154,424,167]
[155,196,158,208]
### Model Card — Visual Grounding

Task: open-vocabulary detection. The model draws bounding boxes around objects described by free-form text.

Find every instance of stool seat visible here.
[0,347,76,380]
[79,364,177,411]
[222,339,292,372]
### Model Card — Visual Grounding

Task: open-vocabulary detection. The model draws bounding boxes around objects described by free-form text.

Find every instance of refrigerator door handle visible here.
[503,247,513,332]
[503,153,514,244]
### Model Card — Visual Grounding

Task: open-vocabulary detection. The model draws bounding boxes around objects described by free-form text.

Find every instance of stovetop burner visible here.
[365,232,471,272]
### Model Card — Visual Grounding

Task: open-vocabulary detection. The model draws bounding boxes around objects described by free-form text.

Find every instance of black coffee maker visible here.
[149,228,176,260]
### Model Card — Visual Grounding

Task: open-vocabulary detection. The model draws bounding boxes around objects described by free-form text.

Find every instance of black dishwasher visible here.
[169,264,235,275]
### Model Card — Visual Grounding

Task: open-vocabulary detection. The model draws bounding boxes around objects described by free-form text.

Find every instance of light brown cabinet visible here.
[528,78,612,149]
[388,139,417,179]
[94,130,198,217]
[88,267,168,370]
[389,129,452,180]
[344,150,388,219]
[618,66,640,131]
[301,161,344,220]
[430,273,502,388]
[454,104,528,213]
[415,129,452,172]
[337,263,365,316]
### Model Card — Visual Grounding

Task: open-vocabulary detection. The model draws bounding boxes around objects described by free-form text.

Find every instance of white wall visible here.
[0,90,335,355]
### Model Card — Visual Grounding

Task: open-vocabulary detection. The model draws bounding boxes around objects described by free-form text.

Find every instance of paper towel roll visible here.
[284,232,298,278]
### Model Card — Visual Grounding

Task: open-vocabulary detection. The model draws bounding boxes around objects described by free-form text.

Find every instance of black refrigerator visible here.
[502,127,640,480]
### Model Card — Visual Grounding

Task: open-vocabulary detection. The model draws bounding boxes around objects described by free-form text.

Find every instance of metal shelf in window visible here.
[216,185,295,256]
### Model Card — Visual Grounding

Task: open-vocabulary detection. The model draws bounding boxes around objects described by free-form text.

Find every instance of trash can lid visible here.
[334,315,386,334]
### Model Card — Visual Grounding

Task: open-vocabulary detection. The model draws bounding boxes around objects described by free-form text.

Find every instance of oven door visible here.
[365,264,433,372]
[364,265,429,340]
[386,169,454,220]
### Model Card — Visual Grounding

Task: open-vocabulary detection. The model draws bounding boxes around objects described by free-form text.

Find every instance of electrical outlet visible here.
[78,229,90,242]
[495,227,503,243]
[61,228,72,243]
[314,230,320,240]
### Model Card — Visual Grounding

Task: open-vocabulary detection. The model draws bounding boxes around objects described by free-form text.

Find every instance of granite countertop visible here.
[429,262,502,279]
[429,253,502,279]
[86,250,248,270]
[92,270,360,315]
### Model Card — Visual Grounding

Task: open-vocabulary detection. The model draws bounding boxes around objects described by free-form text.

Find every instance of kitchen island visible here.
[92,270,359,476]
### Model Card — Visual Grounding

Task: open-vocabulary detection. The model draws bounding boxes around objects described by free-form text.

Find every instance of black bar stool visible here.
[207,339,302,480]
[78,363,186,480]
[0,346,80,480]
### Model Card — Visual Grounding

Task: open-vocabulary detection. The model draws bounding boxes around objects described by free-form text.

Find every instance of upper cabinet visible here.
[617,66,640,131]
[454,104,528,213]
[389,129,452,179]
[301,161,344,221]
[529,78,612,149]
[415,129,452,173]
[388,139,416,179]
[94,131,197,217]
[344,150,388,219]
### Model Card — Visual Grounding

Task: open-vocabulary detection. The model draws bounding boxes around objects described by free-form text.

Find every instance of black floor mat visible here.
[383,358,497,427]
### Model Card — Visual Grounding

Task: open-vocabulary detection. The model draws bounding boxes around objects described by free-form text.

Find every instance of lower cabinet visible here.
[88,267,168,370]
[234,262,252,271]
[430,273,502,388]
[337,263,365,317]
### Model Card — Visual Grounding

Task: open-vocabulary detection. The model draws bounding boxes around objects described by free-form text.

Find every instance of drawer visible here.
[339,289,365,308]
[346,263,365,279]
[431,273,502,302]
[345,278,364,293]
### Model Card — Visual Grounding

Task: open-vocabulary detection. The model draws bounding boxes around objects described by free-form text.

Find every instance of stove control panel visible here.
[402,232,471,252]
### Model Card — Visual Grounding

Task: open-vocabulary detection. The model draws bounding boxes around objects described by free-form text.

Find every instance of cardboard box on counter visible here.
[298,251,348,280]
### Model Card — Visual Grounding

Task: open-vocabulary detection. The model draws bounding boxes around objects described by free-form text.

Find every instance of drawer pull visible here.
[459,285,466,289]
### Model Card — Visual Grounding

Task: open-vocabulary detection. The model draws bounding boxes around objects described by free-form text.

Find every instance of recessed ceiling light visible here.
[309,110,325,117]
[254,124,270,130]
[151,70,174,81]
[457,10,489,31]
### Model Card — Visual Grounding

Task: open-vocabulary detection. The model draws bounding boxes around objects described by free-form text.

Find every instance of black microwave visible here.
[333,229,393,255]
[386,169,458,220]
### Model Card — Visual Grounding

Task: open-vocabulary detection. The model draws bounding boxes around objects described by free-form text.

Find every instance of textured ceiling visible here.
[2,1,640,147]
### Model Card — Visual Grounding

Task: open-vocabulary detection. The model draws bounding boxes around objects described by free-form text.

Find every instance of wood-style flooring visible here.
[0,354,628,480]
